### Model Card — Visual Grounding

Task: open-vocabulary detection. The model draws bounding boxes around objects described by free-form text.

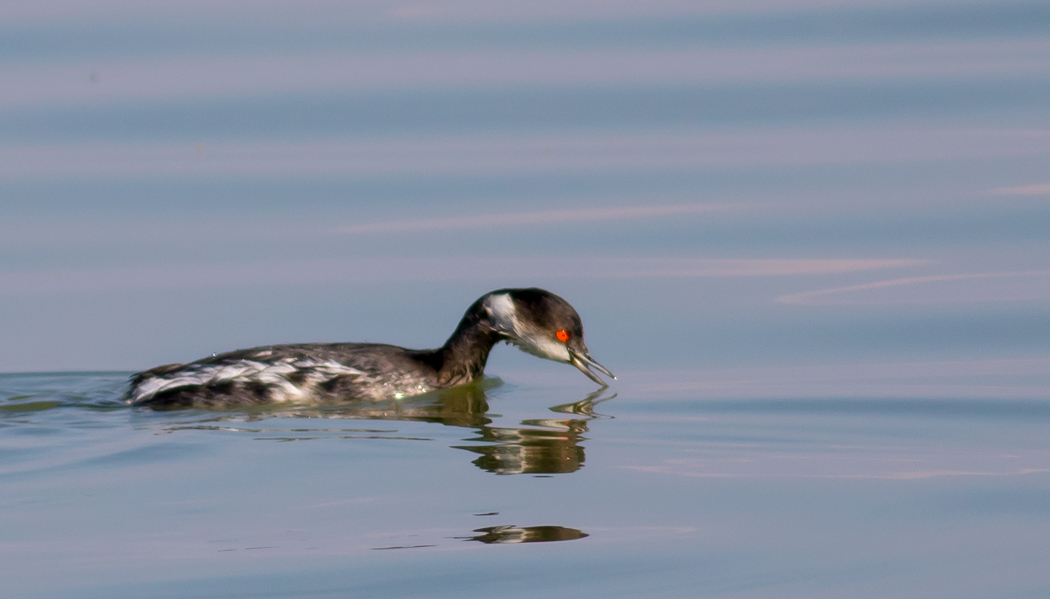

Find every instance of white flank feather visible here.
[129,358,364,404]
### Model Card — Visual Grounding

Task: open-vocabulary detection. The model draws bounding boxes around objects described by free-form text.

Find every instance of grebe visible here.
[124,288,614,409]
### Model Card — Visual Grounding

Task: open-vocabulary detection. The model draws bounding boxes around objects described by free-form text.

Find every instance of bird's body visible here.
[124,288,613,409]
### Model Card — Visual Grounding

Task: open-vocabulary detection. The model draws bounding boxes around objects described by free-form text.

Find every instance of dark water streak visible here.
[6,77,1050,143]
[3,0,1048,60]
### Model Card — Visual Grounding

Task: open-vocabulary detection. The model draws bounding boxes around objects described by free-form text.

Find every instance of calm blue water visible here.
[5,366,1050,598]
[3,0,1050,596]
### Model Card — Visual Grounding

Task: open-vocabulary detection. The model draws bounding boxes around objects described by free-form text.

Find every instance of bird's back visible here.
[125,343,443,409]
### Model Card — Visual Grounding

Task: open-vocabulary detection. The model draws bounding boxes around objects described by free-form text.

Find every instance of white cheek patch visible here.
[516,334,572,363]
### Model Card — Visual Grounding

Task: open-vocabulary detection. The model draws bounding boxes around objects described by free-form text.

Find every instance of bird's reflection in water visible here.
[452,390,610,475]
[164,378,614,476]
[460,525,589,544]
[321,380,614,475]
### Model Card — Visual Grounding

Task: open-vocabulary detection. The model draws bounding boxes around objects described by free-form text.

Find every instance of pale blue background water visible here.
[2,0,1050,597]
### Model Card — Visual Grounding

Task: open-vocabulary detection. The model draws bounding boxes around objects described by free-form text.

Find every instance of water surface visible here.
[2,0,1050,596]
[4,365,1050,598]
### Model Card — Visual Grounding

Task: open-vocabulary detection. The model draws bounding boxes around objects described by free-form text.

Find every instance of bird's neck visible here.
[433,298,503,387]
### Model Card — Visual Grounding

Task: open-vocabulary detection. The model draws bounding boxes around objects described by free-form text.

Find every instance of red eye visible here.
[556,330,570,342]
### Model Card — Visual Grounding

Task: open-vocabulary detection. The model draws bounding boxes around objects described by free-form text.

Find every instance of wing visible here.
[124,343,440,409]
[125,350,369,408]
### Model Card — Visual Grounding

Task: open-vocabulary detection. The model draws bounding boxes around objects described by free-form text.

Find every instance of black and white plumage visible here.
[123,288,614,409]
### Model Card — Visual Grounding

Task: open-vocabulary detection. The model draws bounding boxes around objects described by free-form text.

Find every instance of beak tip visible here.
[568,352,615,387]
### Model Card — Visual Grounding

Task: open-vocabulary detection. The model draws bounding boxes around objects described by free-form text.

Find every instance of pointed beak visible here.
[568,348,616,387]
